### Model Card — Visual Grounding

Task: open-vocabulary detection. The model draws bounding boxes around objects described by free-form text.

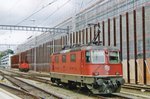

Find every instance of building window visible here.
[62,55,66,63]
[70,54,76,62]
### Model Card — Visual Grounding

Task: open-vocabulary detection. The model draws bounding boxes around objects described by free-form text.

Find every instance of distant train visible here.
[50,44,125,94]
[19,61,29,72]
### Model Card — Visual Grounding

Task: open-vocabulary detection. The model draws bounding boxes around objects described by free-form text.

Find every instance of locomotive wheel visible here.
[68,81,77,89]
[55,79,60,86]
[51,78,55,83]
[61,83,68,88]
[51,78,61,86]
[86,84,99,94]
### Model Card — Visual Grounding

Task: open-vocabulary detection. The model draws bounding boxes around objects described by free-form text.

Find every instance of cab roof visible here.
[53,44,119,55]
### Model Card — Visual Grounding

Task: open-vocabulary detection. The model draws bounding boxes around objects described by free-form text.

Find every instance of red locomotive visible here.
[50,24,124,94]
[50,44,124,94]
[19,60,30,72]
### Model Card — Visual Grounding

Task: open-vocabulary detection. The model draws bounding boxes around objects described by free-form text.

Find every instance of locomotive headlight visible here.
[104,65,110,72]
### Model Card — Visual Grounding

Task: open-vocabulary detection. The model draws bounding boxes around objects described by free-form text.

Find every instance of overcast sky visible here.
[0,0,98,51]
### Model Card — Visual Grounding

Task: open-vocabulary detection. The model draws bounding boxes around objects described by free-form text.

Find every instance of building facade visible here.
[0,54,13,69]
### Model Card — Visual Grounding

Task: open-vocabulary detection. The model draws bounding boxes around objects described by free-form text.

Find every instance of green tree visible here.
[0,49,14,58]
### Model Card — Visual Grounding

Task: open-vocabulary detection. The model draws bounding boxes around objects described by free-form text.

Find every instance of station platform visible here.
[0,88,21,99]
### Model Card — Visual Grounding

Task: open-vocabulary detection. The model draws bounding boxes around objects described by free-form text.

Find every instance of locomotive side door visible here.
[81,51,85,74]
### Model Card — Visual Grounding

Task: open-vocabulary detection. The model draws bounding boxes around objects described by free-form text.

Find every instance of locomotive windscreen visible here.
[86,50,105,64]
[109,51,120,63]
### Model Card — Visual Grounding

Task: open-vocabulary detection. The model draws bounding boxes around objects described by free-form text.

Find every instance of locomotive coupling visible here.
[92,77,125,94]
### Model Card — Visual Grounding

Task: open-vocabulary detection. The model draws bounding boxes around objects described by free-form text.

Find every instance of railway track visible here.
[123,84,150,92]
[121,84,150,99]
[1,70,128,99]
[0,68,50,80]
[0,71,67,99]
[4,75,65,99]
[0,70,97,99]
[97,92,150,99]
[97,94,130,99]
[0,83,38,99]
[1,69,150,99]
[0,70,51,84]
[12,69,50,77]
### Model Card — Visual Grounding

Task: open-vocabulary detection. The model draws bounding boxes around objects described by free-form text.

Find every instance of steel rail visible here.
[0,83,38,99]
[2,69,150,98]
[0,69,51,85]
[97,94,130,99]
[0,70,51,84]
[0,70,136,99]
[1,72,64,99]
[0,69,50,77]
[122,84,150,92]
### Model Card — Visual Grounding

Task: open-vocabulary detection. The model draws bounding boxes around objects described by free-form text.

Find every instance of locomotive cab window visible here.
[109,51,120,63]
[55,56,59,63]
[70,54,76,62]
[62,55,66,63]
[91,50,105,64]
[86,51,91,63]
[86,50,105,64]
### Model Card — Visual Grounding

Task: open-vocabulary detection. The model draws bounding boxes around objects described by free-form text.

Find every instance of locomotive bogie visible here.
[50,72,124,94]
[19,68,29,72]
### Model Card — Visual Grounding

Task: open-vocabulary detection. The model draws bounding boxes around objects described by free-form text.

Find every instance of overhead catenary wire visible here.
[79,0,84,10]
[32,0,44,12]
[40,0,72,25]
[16,0,58,25]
